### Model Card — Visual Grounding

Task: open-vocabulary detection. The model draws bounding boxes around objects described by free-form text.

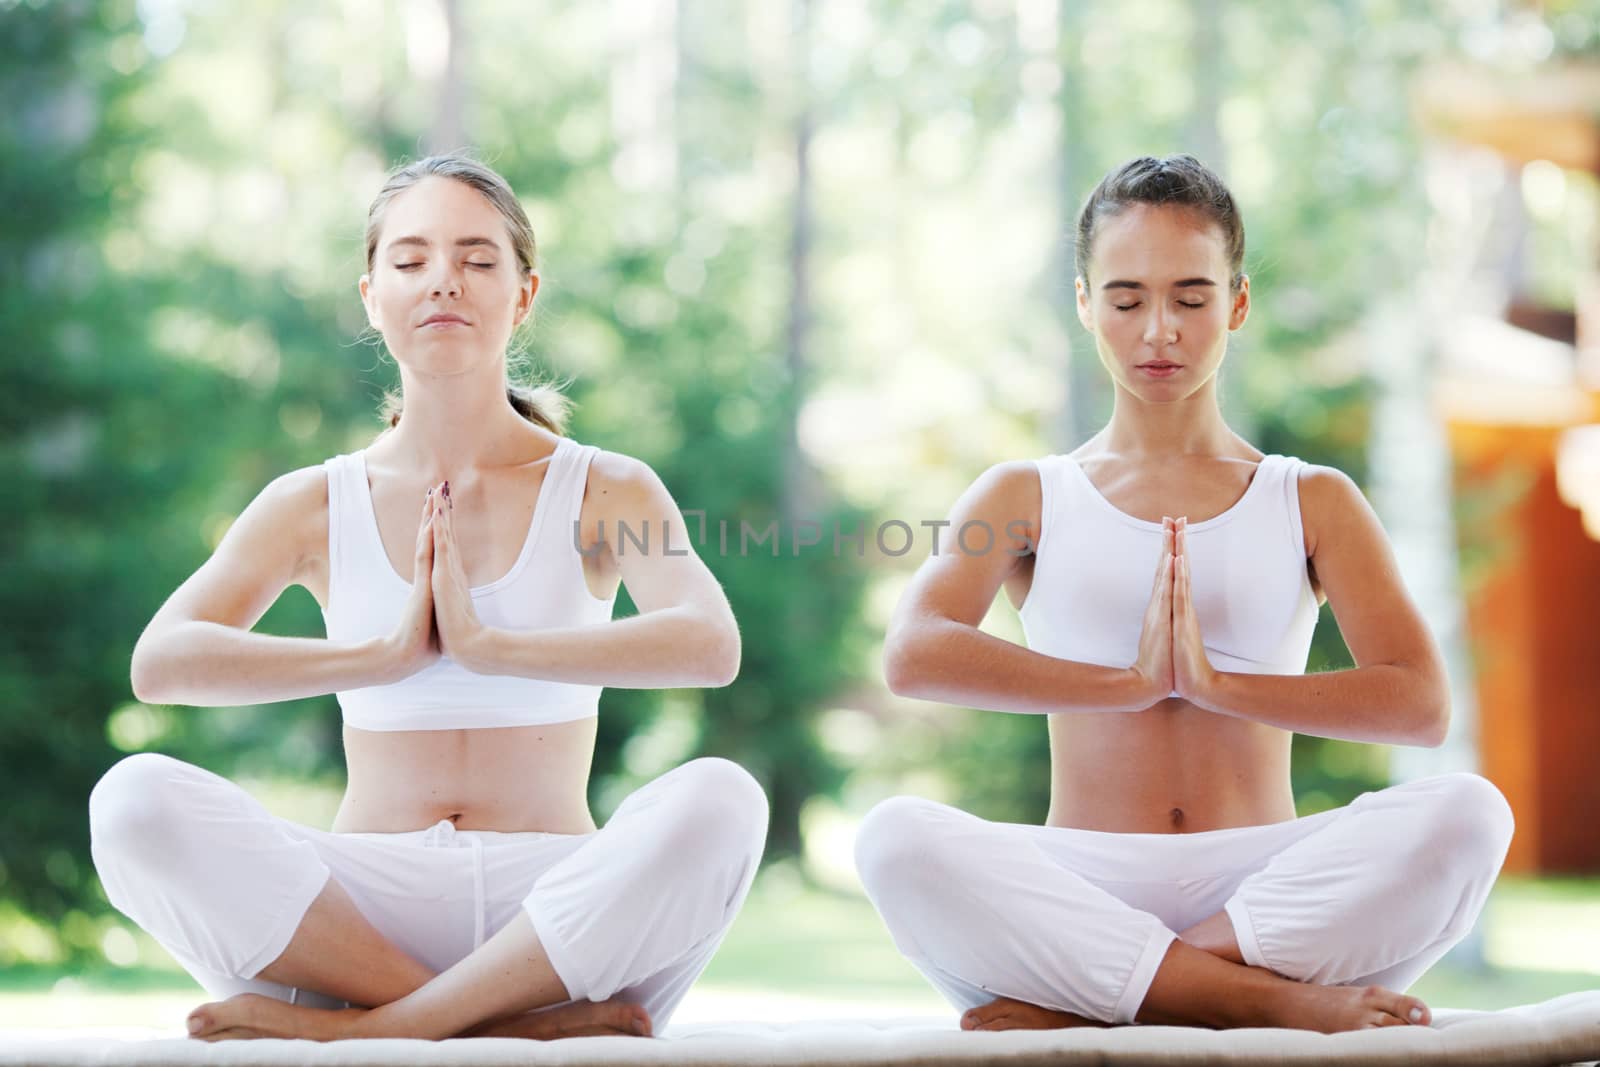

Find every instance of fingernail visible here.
[187,1016,203,1034]
[442,481,450,499]
[1409,1007,1423,1023]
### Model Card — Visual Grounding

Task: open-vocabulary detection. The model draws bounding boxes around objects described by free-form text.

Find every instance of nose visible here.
[429,261,463,299]
[1142,303,1177,347]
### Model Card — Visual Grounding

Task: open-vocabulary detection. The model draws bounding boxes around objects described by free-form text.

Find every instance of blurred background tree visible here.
[7,0,1575,971]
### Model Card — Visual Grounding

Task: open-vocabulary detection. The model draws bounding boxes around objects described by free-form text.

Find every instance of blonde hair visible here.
[365,153,571,434]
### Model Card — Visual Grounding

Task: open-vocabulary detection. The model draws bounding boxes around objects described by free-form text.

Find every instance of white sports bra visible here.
[320,436,616,731]
[1019,453,1318,694]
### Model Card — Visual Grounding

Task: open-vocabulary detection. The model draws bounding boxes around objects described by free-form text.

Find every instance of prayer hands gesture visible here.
[381,482,486,680]
[1131,516,1219,708]
[427,482,487,668]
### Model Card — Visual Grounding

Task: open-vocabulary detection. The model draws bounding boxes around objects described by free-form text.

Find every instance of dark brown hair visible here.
[1075,154,1246,293]
[365,153,571,434]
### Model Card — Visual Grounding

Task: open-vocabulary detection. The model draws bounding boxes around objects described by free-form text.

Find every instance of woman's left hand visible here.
[431,482,487,669]
[1170,517,1219,706]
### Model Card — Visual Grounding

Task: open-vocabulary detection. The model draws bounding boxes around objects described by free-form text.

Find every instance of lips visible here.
[421,314,467,327]
[1137,361,1183,378]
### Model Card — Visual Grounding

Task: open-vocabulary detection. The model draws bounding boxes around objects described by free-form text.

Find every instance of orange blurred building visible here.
[1417,61,1600,873]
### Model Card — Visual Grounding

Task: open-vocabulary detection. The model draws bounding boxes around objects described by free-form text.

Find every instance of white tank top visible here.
[1018,453,1318,693]
[320,436,616,731]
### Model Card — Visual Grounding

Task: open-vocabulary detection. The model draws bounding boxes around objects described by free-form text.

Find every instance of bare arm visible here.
[455,452,740,688]
[129,467,417,706]
[1175,466,1450,746]
[884,461,1166,714]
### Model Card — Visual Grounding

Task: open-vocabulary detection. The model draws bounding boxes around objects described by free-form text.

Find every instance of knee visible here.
[88,753,191,862]
[853,796,956,902]
[1414,773,1515,879]
[655,757,769,872]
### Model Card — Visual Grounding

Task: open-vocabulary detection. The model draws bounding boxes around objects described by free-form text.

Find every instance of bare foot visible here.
[1252,982,1431,1033]
[188,992,653,1043]
[187,993,366,1042]
[465,1000,652,1039]
[961,996,1107,1032]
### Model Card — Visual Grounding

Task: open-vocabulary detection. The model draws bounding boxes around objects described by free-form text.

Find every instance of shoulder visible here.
[967,459,1044,507]
[263,463,333,507]
[219,463,330,574]
[586,448,661,492]
[950,460,1043,555]
[1292,462,1373,556]
[582,448,674,513]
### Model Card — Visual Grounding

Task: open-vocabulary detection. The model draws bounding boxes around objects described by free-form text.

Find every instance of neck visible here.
[1099,376,1238,458]
[377,367,537,481]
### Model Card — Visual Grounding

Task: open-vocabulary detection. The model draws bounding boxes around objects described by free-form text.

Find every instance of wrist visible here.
[1124,666,1167,711]
[367,636,407,685]
[1185,667,1226,712]
[454,624,494,674]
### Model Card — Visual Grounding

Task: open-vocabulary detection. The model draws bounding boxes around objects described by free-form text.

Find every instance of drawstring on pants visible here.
[425,818,488,951]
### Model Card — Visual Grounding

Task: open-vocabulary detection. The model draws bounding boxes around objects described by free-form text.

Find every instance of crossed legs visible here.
[857,774,1513,1034]
[90,754,768,1042]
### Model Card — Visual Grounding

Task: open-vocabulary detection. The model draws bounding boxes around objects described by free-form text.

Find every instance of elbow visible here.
[882,627,925,699]
[128,637,167,705]
[1411,686,1451,748]
[702,616,741,688]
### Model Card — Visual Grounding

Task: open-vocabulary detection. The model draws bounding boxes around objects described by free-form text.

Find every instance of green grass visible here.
[1,868,1594,1029]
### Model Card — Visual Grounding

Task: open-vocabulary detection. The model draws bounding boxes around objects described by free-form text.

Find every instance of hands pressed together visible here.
[384,482,486,680]
[1132,516,1219,708]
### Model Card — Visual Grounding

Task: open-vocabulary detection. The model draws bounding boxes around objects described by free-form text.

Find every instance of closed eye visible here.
[1113,303,1141,312]
[394,262,424,271]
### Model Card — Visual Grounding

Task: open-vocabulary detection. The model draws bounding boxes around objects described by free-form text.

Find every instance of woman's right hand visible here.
[1130,518,1176,704]
[381,487,442,682]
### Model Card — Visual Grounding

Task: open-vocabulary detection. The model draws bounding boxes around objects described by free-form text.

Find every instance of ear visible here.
[1075,276,1094,332]
[359,273,379,331]
[514,271,540,326]
[1228,274,1250,331]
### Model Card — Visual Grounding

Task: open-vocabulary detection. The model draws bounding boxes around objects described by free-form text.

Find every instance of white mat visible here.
[2,992,1597,1066]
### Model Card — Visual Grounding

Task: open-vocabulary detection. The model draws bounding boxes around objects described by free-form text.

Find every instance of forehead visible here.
[379,176,507,247]
[1089,203,1228,285]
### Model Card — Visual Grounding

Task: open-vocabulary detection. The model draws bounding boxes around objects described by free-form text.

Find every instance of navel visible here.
[1169,806,1186,829]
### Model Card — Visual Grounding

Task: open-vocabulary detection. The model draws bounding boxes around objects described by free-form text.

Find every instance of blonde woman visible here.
[91,155,765,1042]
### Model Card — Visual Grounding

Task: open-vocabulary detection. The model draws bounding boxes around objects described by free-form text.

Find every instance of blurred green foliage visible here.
[2,0,1537,969]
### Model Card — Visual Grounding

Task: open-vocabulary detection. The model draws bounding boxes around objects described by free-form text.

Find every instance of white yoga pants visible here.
[89,753,767,1027]
[855,773,1513,1025]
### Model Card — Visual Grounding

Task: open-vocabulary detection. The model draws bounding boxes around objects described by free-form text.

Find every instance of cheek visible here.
[1195,308,1232,346]
[1097,310,1141,346]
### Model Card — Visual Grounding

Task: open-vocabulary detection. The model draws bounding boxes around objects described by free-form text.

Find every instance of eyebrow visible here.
[387,236,501,252]
[1101,278,1217,291]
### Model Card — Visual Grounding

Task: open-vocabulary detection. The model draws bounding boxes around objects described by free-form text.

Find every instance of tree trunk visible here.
[427,0,467,154]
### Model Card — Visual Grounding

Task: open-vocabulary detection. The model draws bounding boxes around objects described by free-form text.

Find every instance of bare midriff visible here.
[1044,700,1297,834]
[332,718,600,834]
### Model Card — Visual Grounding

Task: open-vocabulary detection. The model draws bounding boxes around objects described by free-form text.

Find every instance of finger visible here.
[416,490,434,544]
[1151,544,1169,596]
